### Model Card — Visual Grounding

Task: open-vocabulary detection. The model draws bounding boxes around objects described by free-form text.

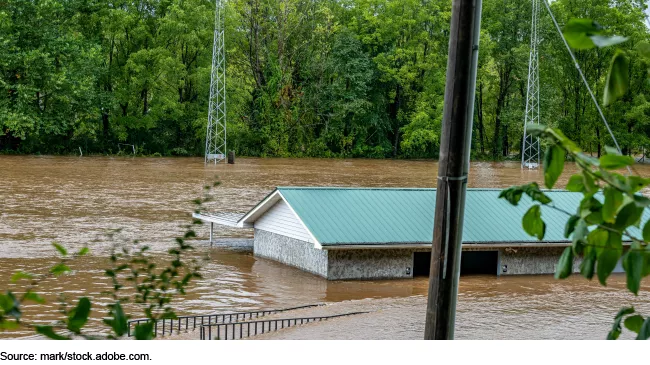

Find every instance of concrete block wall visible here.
[327,249,415,280]
[253,229,328,278]
[497,246,580,275]
[253,229,588,280]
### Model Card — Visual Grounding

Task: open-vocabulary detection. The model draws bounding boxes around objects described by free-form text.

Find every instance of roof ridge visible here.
[277,187,571,192]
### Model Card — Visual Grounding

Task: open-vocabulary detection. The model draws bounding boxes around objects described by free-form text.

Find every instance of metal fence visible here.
[127,304,323,337]
[199,312,368,340]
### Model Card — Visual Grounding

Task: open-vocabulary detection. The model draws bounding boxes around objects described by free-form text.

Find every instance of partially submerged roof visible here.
[196,187,649,247]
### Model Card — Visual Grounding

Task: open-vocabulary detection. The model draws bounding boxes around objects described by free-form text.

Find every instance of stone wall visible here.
[496,246,579,275]
[327,249,416,280]
[326,246,584,279]
[253,229,328,278]
[253,230,595,280]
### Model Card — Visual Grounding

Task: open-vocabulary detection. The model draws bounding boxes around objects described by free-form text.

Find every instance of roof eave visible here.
[321,240,633,250]
[237,189,282,226]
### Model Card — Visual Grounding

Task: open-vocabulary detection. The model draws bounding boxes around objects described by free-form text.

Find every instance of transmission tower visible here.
[205,0,226,164]
[521,0,541,169]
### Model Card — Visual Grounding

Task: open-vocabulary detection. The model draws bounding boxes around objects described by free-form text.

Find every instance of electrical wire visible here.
[541,0,630,173]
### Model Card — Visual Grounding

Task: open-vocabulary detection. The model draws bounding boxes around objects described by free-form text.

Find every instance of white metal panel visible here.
[192,212,252,228]
[255,199,313,243]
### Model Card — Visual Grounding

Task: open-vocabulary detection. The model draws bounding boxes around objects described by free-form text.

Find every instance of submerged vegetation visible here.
[1,0,650,158]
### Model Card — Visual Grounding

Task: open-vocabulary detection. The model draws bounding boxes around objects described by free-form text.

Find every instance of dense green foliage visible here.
[1,0,650,158]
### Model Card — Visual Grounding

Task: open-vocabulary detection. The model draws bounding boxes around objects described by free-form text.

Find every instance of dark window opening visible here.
[413,252,432,276]
[412,251,498,277]
[460,251,498,275]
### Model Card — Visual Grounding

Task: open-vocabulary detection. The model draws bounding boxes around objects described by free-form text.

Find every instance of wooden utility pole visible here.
[424,0,482,340]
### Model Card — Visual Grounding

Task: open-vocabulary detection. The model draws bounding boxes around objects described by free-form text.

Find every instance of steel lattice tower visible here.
[521,0,541,169]
[205,0,226,164]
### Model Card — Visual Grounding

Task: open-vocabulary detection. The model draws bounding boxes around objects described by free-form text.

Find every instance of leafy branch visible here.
[500,126,650,340]
[498,16,650,341]
[1,178,220,339]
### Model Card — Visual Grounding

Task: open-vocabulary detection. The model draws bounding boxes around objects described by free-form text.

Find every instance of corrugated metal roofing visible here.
[275,187,649,246]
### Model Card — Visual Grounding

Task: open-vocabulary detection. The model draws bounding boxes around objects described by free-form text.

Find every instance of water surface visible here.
[1,156,648,339]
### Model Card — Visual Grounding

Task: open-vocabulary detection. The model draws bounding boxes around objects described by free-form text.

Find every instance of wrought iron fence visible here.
[127,304,324,337]
[199,312,368,340]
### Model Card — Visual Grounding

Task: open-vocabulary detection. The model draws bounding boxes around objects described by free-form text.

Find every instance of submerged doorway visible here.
[412,251,499,276]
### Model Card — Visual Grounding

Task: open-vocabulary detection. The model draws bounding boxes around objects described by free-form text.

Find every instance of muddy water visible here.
[1,156,649,339]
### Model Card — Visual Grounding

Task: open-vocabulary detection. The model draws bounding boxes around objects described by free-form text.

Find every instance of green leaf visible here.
[602,187,623,223]
[77,247,89,256]
[103,301,128,337]
[525,124,546,137]
[563,19,601,50]
[522,183,552,204]
[643,220,650,242]
[555,247,573,279]
[637,318,650,340]
[23,291,45,304]
[498,187,523,206]
[623,247,644,295]
[604,146,621,156]
[643,248,650,278]
[590,35,628,48]
[608,307,635,340]
[615,202,643,229]
[583,172,598,194]
[587,229,609,254]
[566,174,585,192]
[597,237,622,286]
[626,175,650,193]
[564,215,580,238]
[543,144,565,189]
[67,297,91,334]
[633,195,650,208]
[134,322,154,340]
[50,263,71,276]
[580,248,596,280]
[572,219,589,244]
[52,242,67,256]
[599,154,634,169]
[11,271,34,282]
[522,205,546,240]
[0,321,19,330]
[0,292,21,319]
[603,50,629,106]
[35,326,70,340]
[624,315,644,334]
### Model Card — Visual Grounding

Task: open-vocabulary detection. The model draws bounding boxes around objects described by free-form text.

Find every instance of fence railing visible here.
[127,304,323,337]
[199,312,368,340]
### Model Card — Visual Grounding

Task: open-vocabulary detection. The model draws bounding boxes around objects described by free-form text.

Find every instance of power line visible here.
[541,0,627,163]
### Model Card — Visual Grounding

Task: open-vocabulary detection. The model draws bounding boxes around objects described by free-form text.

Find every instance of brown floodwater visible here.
[1,155,649,339]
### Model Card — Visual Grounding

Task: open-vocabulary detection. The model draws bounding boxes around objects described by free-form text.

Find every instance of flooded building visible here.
[194,187,609,280]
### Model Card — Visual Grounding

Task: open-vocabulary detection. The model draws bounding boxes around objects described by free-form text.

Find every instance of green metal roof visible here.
[274,187,649,246]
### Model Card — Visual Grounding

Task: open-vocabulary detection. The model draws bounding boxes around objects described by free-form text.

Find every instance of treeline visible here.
[1,0,649,158]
